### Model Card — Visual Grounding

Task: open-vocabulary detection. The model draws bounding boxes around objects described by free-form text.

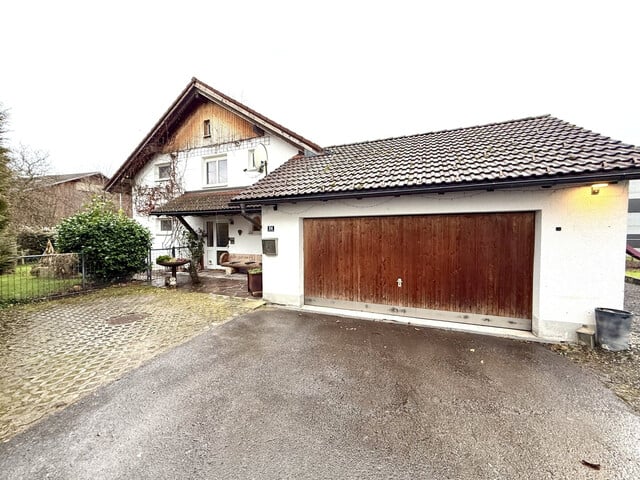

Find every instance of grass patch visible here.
[0,264,82,306]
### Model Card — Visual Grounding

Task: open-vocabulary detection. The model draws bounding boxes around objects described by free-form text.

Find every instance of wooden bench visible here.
[219,252,262,274]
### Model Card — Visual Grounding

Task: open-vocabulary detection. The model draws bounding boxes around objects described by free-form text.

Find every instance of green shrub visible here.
[16,227,56,255]
[56,197,151,281]
[0,233,16,274]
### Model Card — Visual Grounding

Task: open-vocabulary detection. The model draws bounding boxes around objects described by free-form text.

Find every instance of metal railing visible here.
[0,253,95,305]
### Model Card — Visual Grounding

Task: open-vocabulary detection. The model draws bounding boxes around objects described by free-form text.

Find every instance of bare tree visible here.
[7,145,56,231]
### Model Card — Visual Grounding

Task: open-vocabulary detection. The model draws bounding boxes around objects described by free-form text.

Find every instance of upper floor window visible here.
[157,163,171,181]
[248,149,257,170]
[204,156,228,186]
[203,119,211,138]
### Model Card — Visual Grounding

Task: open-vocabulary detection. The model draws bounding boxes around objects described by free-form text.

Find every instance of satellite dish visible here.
[253,143,268,173]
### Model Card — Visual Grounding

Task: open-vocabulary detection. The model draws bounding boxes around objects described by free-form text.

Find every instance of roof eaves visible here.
[230,169,640,205]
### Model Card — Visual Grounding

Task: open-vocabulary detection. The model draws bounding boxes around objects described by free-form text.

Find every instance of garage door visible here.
[303,212,535,330]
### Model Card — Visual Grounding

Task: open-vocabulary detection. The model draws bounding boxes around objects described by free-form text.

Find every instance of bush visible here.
[56,197,151,281]
[16,227,56,255]
[0,233,16,274]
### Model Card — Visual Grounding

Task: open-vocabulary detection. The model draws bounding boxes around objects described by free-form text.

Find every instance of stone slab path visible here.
[0,285,263,442]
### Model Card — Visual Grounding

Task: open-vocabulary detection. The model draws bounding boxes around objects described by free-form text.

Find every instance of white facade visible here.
[260,182,629,342]
[132,134,299,265]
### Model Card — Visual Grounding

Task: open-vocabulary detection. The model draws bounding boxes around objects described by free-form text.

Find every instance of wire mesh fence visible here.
[0,247,196,305]
[0,253,94,305]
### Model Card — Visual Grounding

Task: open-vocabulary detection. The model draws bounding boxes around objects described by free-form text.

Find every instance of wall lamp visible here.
[591,183,609,195]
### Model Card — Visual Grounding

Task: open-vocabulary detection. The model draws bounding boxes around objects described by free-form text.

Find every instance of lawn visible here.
[0,264,82,304]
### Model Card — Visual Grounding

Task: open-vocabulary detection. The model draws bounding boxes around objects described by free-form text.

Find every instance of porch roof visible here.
[150,189,260,216]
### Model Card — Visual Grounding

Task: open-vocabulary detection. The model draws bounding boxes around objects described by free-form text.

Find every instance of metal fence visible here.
[0,253,95,305]
[0,247,196,305]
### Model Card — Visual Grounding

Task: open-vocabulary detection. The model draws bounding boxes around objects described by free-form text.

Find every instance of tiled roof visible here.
[34,172,107,187]
[232,115,640,203]
[151,189,259,215]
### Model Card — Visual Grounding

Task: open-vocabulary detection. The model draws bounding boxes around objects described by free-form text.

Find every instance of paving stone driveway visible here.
[0,285,263,442]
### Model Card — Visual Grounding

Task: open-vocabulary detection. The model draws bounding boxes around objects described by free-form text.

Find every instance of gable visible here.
[162,102,259,153]
[105,78,321,192]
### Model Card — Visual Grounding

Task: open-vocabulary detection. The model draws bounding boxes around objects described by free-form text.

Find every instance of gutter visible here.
[228,170,640,205]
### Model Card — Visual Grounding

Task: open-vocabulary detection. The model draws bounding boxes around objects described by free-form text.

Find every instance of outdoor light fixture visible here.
[591,183,609,195]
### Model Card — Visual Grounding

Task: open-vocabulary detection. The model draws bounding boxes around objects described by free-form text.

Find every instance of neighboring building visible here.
[107,79,640,342]
[105,78,321,267]
[627,180,640,247]
[15,172,130,229]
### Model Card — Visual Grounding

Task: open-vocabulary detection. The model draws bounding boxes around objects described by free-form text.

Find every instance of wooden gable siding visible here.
[162,102,258,153]
[303,212,535,321]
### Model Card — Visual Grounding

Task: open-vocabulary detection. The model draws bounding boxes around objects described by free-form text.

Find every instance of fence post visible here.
[81,253,86,289]
[147,249,152,282]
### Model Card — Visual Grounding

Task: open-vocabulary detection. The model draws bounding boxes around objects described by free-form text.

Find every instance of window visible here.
[248,149,257,170]
[204,156,228,186]
[159,218,172,233]
[157,164,171,181]
[203,119,211,138]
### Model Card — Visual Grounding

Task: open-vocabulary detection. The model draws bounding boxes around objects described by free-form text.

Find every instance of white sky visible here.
[1,0,639,177]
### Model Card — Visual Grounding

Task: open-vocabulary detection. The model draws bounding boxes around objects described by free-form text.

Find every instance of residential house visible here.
[107,79,640,342]
[105,78,321,267]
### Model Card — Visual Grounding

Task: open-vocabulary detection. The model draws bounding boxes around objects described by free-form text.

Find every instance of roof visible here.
[231,115,640,204]
[150,189,260,216]
[106,78,321,192]
[33,172,108,188]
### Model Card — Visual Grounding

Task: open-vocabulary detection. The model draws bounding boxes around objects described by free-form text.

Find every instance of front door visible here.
[205,220,229,268]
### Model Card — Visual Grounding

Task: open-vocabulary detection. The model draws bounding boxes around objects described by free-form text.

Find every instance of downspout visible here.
[240,203,262,230]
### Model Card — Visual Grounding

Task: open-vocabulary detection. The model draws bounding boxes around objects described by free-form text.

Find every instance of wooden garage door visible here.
[303,212,535,330]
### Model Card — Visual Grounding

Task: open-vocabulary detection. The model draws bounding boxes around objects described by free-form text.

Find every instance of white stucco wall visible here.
[260,182,629,342]
[132,134,299,249]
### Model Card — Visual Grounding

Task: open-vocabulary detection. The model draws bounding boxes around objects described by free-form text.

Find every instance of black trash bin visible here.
[594,307,633,352]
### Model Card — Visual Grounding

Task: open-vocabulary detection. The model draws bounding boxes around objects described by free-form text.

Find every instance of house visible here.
[14,172,130,229]
[231,115,640,342]
[627,181,640,247]
[107,78,640,342]
[105,78,321,267]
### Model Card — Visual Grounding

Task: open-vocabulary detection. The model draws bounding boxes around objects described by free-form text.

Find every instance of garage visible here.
[303,212,535,330]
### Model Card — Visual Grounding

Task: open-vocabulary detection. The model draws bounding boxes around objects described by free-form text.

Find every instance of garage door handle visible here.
[397,278,403,287]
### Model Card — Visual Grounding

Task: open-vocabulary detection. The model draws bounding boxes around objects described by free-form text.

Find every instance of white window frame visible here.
[248,149,257,170]
[156,163,171,182]
[203,155,228,187]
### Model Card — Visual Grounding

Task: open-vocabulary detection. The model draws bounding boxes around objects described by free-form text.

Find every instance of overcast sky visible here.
[1,0,639,177]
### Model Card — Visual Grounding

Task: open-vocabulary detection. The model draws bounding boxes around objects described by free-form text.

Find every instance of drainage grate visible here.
[107,313,149,325]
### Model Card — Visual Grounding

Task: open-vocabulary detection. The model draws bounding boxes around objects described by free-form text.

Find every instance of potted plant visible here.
[247,267,262,297]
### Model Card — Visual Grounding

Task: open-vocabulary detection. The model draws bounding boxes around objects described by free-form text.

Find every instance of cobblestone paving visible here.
[0,285,263,442]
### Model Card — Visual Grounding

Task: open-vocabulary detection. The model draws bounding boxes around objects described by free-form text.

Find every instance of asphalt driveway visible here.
[1,308,639,479]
